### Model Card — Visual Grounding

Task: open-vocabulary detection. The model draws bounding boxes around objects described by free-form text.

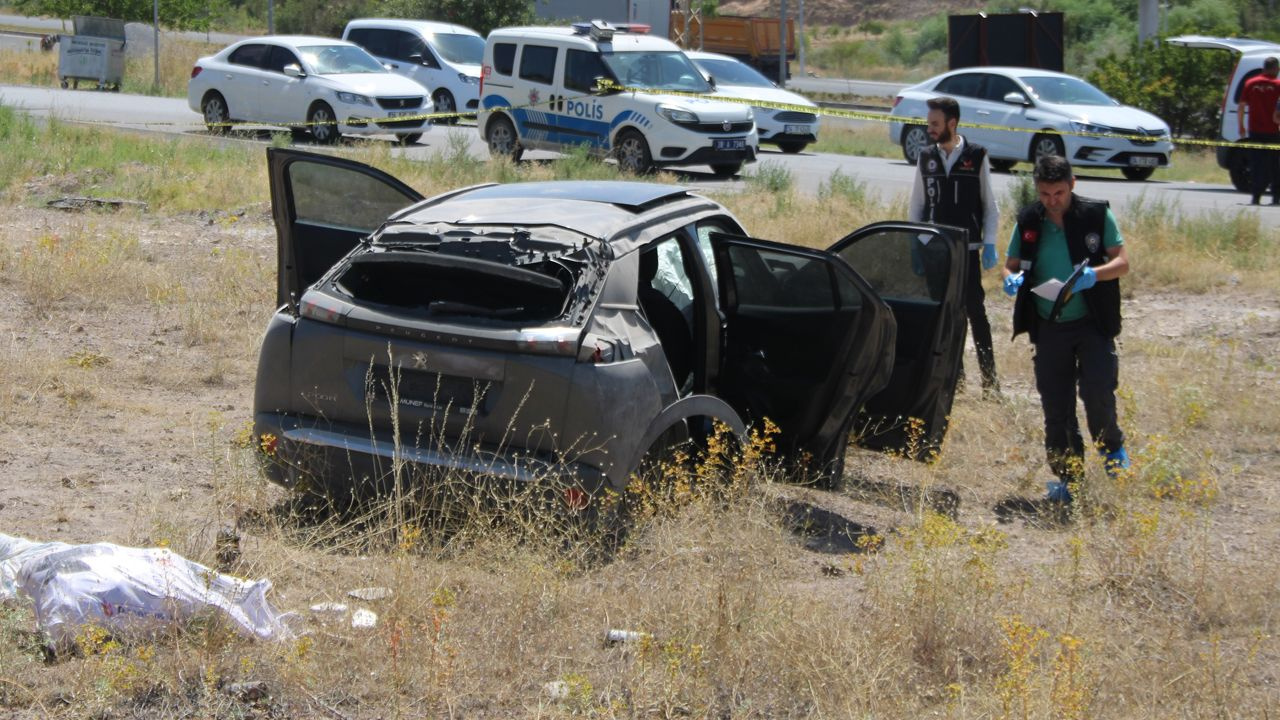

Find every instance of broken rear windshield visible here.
[332,234,606,326]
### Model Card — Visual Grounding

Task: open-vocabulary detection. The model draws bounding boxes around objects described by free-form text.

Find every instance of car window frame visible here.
[228,42,270,69]
[934,72,987,99]
[492,43,517,76]
[518,44,558,86]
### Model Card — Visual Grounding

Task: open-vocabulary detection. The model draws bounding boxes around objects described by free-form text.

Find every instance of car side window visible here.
[492,43,516,76]
[228,43,269,68]
[288,162,419,232]
[983,74,1021,102]
[1233,68,1264,103]
[836,229,950,303]
[263,46,300,74]
[649,235,696,314]
[935,73,986,99]
[694,222,731,288]
[397,31,436,67]
[519,44,558,85]
[564,49,610,93]
[347,29,384,57]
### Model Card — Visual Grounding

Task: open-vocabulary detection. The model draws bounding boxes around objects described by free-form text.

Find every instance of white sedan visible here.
[686,50,819,154]
[888,67,1173,180]
[187,36,433,144]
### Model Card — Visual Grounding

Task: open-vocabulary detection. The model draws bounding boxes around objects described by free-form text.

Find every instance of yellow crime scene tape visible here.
[61,79,1280,152]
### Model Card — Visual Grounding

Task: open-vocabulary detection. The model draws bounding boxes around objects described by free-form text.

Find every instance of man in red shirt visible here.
[1239,56,1280,205]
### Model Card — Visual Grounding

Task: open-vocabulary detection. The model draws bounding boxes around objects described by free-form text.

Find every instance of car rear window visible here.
[519,44,557,85]
[492,43,516,76]
[334,251,577,325]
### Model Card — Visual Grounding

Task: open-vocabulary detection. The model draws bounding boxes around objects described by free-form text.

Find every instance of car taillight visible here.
[480,64,490,96]
[190,66,202,79]
[892,95,902,107]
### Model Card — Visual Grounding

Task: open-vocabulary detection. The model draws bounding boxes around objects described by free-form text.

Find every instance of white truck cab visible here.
[1166,35,1280,191]
[343,18,483,123]
[478,21,759,177]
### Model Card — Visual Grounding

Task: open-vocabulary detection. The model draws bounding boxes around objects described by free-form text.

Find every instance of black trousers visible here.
[1247,133,1280,202]
[964,249,998,388]
[1032,317,1124,483]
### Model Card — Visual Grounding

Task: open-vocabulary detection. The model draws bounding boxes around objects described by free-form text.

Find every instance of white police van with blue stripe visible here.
[479,21,759,177]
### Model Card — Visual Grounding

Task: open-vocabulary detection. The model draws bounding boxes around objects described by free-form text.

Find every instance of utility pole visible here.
[268,0,275,35]
[797,0,805,78]
[152,0,159,90]
[1138,0,1157,42]
[779,0,787,87]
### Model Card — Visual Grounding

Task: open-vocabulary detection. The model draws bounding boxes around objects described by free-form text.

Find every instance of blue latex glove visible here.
[1073,266,1097,291]
[1003,272,1024,297]
[981,243,998,270]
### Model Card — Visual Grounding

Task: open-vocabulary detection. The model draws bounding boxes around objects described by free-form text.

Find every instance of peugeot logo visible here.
[722,120,731,131]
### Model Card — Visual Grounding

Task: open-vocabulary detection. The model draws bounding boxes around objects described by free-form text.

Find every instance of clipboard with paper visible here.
[1041,261,1089,323]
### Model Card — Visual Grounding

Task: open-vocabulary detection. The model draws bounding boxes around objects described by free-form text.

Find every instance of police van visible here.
[342,19,484,124]
[1167,35,1280,191]
[479,21,759,177]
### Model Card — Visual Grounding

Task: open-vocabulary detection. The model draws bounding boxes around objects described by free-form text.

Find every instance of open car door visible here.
[828,222,968,459]
[708,232,895,478]
[267,148,423,312]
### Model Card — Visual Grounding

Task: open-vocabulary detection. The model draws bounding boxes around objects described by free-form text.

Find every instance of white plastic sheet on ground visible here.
[0,533,295,650]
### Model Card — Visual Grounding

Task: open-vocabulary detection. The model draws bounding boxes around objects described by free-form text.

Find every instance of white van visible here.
[478,21,758,176]
[1166,35,1280,191]
[343,18,483,123]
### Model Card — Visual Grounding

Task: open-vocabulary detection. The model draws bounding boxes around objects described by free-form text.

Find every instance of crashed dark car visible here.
[254,148,968,502]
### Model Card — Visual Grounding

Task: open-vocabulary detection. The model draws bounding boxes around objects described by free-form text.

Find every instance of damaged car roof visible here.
[385,181,719,247]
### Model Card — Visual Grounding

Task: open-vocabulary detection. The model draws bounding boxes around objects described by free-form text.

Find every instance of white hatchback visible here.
[686,50,820,154]
[187,36,433,144]
[888,66,1173,180]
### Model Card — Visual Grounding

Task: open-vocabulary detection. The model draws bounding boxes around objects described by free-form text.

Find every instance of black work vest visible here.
[919,142,987,246]
[1011,195,1122,343]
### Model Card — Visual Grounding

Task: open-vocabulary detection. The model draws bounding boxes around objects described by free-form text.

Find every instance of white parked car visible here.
[343,19,484,124]
[187,36,433,144]
[889,67,1173,180]
[685,50,819,154]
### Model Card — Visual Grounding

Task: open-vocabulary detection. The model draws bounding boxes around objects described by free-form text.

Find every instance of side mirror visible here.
[707,74,717,90]
[1003,91,1031,106]
[591,75,620,95]
[283,64,304,78]
[409,53,423,63]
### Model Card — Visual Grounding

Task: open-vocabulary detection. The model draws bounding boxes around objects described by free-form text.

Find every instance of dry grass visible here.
[0,108,1278,719]
[0,38,222,95]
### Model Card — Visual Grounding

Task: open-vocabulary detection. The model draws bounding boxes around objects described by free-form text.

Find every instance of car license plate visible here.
[388,110,414,118]
[783,124,808,134]
[1129,155,1158,167]
[714,137,746,151]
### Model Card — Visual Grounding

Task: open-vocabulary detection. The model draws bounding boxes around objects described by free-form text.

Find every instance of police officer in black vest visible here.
[908,97,1001,393]
[1003,155,1131,506]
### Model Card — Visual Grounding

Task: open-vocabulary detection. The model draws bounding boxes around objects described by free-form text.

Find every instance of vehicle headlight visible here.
[1070,121,1111,136]
[745,107,755,121]
[335,91,372,106]
[459,73,477,85]
[657,105,699,125]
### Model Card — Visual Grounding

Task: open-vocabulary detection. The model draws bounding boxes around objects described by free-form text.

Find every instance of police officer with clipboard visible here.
[1003,155,1132,508]
[908,97,1001,394]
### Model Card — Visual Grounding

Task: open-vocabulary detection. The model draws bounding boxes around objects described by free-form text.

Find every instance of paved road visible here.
[1,83,1268,219]
[787,76,906,98]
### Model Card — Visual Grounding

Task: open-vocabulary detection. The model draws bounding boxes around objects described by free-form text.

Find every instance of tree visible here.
[379,0,533,37]
[1089,39,1235,139]
[13,0,218,30]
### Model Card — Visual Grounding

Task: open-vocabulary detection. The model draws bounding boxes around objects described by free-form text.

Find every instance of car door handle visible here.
[262,80,270,86]
[389,63,399,69]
